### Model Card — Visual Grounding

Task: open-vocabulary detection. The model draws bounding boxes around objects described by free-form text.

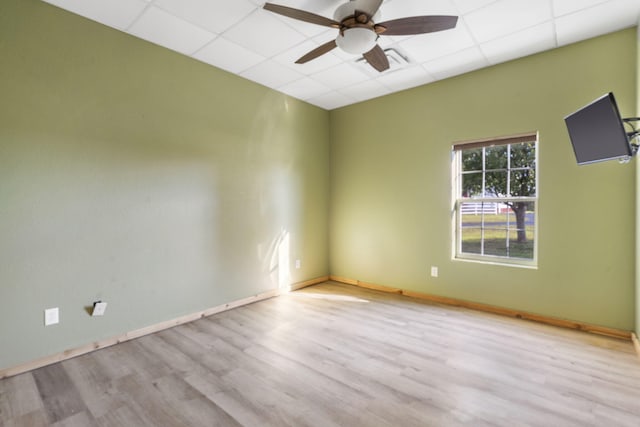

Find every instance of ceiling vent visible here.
[355,47,410,73]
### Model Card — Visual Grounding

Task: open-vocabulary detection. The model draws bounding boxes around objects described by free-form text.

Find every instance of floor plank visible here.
[31,364,88,424]
[2,281,640,426]
[0,371,45,420]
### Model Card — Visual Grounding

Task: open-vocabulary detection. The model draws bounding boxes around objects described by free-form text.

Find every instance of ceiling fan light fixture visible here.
[336,27,377,54]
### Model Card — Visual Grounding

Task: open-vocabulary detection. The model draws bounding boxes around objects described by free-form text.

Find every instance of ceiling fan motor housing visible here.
[334,1,381,54]
[333,1,381,22]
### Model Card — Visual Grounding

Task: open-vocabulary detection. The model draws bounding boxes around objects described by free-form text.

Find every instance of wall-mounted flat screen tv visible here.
[564,92,631,165]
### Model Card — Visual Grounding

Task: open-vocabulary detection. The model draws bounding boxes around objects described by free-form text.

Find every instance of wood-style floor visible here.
[1,281,639,427]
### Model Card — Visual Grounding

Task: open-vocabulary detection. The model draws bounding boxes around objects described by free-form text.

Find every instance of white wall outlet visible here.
[430,266,439,278]
[295,259,301,269]
[44,307,59,326]
[92,301,108,316]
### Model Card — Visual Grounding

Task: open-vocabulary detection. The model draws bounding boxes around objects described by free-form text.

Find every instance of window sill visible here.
[453,255,538,270]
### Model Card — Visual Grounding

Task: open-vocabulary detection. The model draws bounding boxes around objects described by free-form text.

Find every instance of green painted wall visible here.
[330,29,637,330]
[0,0,329,370]
[636,23,640,336]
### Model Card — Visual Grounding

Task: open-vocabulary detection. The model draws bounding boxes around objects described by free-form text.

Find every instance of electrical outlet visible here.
[430,266,438,278]
[44,307,59,326]
[295,259,301,269]
[92,301,108,316]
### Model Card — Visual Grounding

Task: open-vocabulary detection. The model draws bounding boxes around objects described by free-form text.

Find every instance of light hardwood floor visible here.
[1,281,639,426]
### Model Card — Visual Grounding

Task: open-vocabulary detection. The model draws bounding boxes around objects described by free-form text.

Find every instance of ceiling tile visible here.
[555,0,640,46]
[376,65,435,92]
[153,0,257,34]
[380,0,458,20]
[240,59,305,88]
[552,0,609,17]
[464,0,553,43]
[423,46,488,80]
[42,0,147,30]
[223,8,307,58]
[129,6,216,55]
[398,22,474,63]
[310,62,371,89]
[194,37,265,73]
[250,0,341,16]
[307,91,354,110]
[452,0,498,15]
[337,79,392,103]
[480,21,557,65]
[269,16,332,39]
[278,77,332,100]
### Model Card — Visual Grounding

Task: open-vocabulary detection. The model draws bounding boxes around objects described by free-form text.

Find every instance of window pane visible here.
[460,226,482,255]
[461,172,482,198]
[505,203,535,259]
[510,170,536,197]
[484,171,507,196]
[460,202,487,255]
[461,148,482,172]
[482,226,508,257]
[510,142,536,168]
[485,145,508,169]
[460,201,497,216]
[506,239,534,259]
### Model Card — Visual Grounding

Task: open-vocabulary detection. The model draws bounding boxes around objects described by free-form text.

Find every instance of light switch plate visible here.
[44,307,59,326]
[92,301,108,316]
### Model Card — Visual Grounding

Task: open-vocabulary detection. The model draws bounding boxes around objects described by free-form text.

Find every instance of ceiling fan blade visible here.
[363,44,389,72]
[296,39,338,64]
[263,3,340,28]
[376,16,458,36]
[356,0,384,17]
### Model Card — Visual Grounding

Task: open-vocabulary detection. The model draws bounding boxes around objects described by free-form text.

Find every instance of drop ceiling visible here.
[41,0,640,110]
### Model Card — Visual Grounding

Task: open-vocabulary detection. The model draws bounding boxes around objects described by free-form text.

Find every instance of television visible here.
[564,92,632,165]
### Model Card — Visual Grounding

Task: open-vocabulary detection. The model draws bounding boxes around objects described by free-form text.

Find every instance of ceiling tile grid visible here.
[41,0,640,110]
[128,5,216,55]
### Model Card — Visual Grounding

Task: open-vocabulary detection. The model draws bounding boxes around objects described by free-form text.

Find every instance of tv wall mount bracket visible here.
[623,117,640,157]
[623,117,640,142]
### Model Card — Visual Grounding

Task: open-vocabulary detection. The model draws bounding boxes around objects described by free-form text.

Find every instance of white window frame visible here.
[452,132,539,267]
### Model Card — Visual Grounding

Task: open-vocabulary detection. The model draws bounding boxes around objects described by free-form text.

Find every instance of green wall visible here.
[330,29,637,330]
[0,0,329,370]
[636,22,640,336]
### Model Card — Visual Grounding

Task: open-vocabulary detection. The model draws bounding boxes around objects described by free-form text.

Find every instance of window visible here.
[453,133,538,265]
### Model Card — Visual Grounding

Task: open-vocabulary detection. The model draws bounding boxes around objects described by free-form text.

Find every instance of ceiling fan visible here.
[263,0,458,72]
